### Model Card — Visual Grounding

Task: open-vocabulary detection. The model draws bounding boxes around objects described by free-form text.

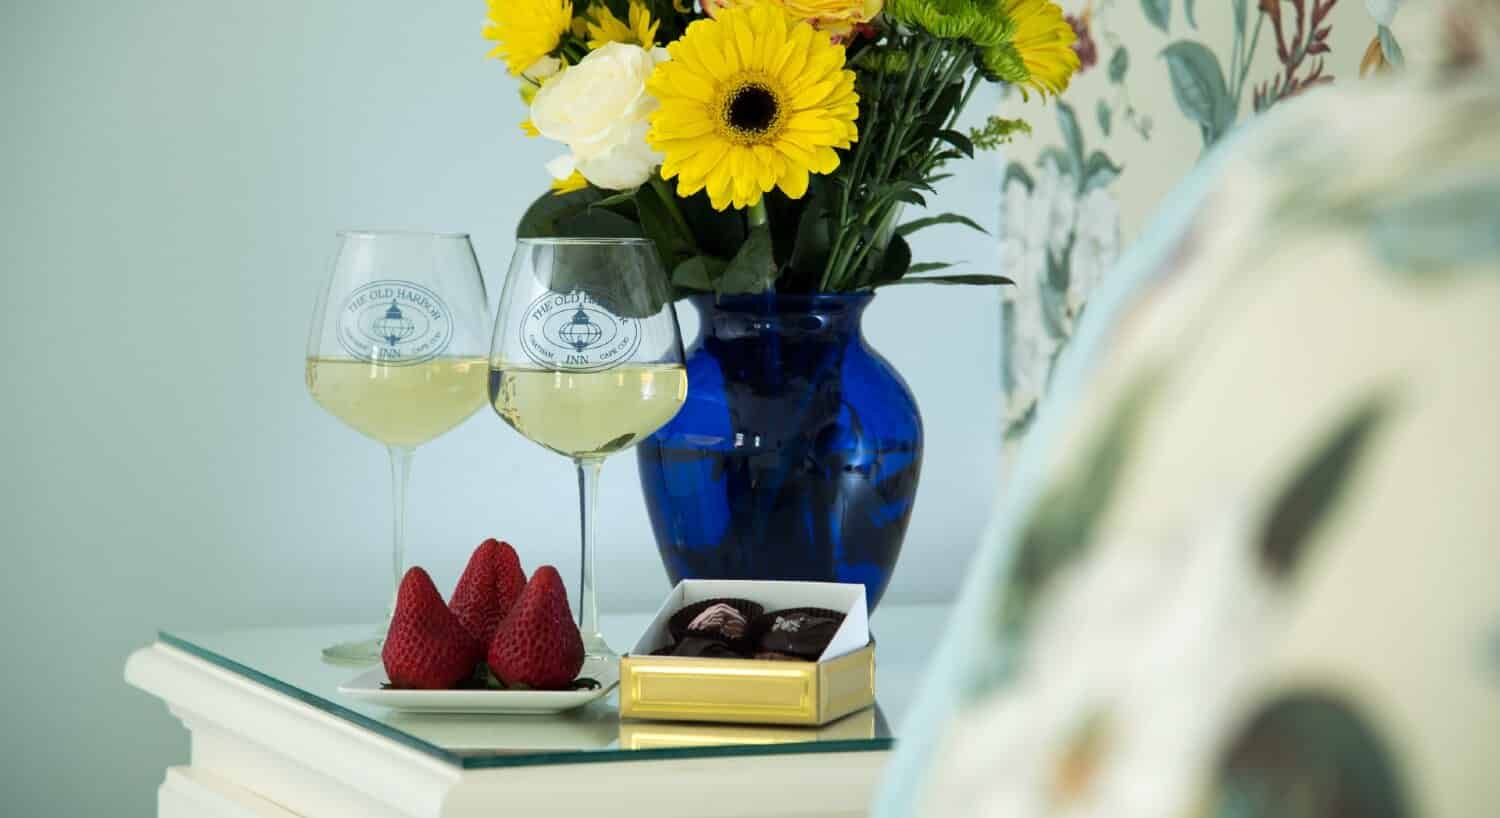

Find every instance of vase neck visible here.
[691,293,872,344]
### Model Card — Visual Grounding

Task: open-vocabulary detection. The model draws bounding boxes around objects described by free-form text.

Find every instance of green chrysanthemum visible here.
[853,48,913,74]
[884,0,1015,47]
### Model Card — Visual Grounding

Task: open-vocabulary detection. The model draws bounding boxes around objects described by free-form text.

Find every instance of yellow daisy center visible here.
[718,78,786,144]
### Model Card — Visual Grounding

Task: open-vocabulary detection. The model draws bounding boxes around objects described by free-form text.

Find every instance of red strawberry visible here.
[383,567,481,690]
[448,539,525,646]
[487,565,584,690]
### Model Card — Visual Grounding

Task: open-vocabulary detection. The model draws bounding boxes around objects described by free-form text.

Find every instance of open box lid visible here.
[628,579,870,662]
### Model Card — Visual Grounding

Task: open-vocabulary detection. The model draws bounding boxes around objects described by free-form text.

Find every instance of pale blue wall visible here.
[0,2,1002,814]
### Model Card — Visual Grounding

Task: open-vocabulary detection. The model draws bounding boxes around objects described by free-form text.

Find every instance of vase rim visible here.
[689,291,874,310]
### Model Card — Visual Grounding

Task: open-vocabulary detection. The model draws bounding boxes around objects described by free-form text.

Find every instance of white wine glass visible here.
[306,230,491,663]
[489,238,685,659]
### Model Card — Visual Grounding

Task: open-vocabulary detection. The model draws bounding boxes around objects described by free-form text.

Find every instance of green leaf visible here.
[590,190,638,209]
[634,182,692,267]
[762,188,807,268]
[1056,101,1086,182]
[907,261,956,273]
[930,81,966,126]
[556,208,643,238]
[1232,0,1246,37]
[1161,41,1235,147]
[717,225,776,294]
[672,255,726,291]
[789,196,833,279]
[677,189,747,260]
[1142,0,1170,33]
[1003,162,1035,193]
[1259,394,1393,580]
[1082,151,1123,192]
[1097,100,1113,136]
[892,190,928,207]
[868,233,912,286]
[936,128,976,158]
[516,188,604,238]
[1379,25,1405,68]
[896,213,989,237]
[1109,47,1130,84]
[1184,0,1198,29]
[878,274,1014,286]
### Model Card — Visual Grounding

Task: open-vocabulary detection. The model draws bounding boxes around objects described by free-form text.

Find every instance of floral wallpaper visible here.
[999,0,1417,449]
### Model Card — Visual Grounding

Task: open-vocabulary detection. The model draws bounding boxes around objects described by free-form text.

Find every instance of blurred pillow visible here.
[881,23,1500,818]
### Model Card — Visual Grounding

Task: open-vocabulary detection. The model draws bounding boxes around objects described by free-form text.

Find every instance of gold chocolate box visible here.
[619,703,879,749]
[619,580,875,726]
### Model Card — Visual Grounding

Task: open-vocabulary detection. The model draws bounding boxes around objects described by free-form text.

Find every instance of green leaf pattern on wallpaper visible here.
[999,0,1412,441]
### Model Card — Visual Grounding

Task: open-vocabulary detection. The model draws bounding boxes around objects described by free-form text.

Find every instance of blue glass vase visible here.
[635,292,922,610]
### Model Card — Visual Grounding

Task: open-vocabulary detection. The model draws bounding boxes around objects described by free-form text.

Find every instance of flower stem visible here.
[1232,12,1266,109]
[649,174,696,251]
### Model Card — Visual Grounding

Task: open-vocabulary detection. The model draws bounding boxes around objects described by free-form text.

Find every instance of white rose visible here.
[530,42,668,191]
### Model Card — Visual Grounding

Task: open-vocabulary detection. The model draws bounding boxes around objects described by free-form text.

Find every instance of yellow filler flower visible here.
[648,5,859,210]
[484,0,574,75]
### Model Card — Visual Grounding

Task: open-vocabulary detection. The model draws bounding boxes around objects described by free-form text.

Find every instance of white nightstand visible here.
[126,604,948,818]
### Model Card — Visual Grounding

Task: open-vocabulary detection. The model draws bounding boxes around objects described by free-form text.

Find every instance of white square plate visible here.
[338,655,619,714]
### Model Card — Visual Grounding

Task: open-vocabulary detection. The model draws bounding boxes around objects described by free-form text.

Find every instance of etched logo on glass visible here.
[519,289,641,372]
[337,280,453,366]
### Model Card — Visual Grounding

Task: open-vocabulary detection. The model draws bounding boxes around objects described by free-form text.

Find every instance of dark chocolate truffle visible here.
[686,602,748,640]
[671,636,744,659]
[754,608,845,659]
[669,598,765,643]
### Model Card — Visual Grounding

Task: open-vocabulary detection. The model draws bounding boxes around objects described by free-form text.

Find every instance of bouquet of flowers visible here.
[484,0,1079,296]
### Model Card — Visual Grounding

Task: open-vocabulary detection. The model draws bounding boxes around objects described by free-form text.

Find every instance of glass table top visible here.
[161,602,948,769]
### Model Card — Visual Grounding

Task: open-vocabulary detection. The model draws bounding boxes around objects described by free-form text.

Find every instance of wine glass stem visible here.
[386,446,415,626]
[574,456,605,653]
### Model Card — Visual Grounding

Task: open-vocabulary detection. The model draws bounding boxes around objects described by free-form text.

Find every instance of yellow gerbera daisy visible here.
[648,5,859,211]
[585,1,660,50]
[483,0,573,76]
[981,0,1079,98]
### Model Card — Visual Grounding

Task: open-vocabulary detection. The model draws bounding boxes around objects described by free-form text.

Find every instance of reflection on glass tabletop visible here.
[160,602,948,769]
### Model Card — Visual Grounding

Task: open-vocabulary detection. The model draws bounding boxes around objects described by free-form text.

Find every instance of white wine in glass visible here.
[308,357,489,449]
[306,231,491,663]
[489,238,685,659]
[490,365,688,459]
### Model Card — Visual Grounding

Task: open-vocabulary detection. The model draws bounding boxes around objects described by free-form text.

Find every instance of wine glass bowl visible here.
[306,230,491,663]
[489,238,685,659]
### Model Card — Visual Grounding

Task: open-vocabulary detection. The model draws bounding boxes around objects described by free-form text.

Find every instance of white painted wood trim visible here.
[126,643,460,817]
[158,767,303,818]
[127,642,890,818]
[442,751,889,818]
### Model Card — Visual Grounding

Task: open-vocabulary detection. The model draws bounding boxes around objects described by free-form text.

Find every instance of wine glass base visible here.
[582,632,617,663]
[322,636,383,666]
